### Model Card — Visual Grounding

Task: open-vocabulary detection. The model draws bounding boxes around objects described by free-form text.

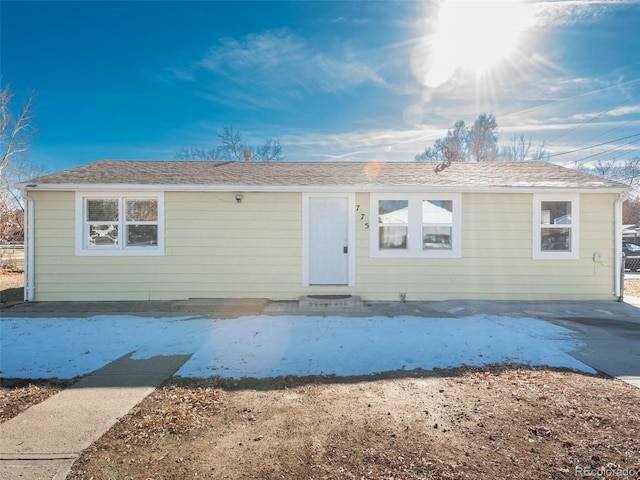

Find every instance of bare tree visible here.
[500,135,549,162]
[1,83,36,174]
[1,154,48,243]
[0,200,24,244]
[622,157,640,189]
[414,138,447,163]
[416,113,499,162]
[1,155,48,211]
[623,196,640,226]
[175,145,223,161]
[416,120,468,162]
[0,83,45,242]
[575,157,640,190]
[251,138,283,163]
[417,114,548,167]
[593,159,614,178]
[176,126,283,162]
[468,113,498,162]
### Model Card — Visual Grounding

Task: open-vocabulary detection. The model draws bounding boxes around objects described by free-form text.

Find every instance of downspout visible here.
[614,191,629,300]
[24,195,35,301]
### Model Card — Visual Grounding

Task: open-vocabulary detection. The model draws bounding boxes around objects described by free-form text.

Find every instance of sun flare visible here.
[423,0,532,88]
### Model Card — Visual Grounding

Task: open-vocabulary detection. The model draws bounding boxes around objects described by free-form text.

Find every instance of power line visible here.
[547,132,640,159]
[547,90,640,145]
[574,136,640,163]
[588,118,637,143]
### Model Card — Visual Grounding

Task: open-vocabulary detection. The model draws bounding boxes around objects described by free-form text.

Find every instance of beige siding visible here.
[355,192,618,301]
[30,190,619,302]
[31,191,305,301]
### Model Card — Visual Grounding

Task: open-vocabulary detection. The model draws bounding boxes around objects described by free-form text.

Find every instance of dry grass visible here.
[68,367,640,480]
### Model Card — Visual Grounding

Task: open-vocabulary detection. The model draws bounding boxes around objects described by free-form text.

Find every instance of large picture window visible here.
[371,193,461,258]
[533,194,579,260]
[76,193,164,256]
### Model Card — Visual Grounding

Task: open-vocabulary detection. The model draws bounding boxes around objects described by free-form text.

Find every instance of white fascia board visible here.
[21,183,630,194]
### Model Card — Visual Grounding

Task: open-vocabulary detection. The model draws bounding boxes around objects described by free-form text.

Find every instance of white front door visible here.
[308,196,349,285]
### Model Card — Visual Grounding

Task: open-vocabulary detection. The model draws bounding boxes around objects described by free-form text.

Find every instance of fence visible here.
[626,254,640,272]
[0,242,25,253]
[0,243,24,271]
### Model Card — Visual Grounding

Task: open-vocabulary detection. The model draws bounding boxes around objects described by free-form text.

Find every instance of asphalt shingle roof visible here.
[25,160,628,190]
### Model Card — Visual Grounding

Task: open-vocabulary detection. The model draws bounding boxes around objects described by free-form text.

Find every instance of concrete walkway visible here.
[1,297,639,479]
[0,353,190,480]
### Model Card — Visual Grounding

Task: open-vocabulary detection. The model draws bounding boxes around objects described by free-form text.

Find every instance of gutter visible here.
[20,183,629,195]
[614,191,630,299]
[24,195,35,301]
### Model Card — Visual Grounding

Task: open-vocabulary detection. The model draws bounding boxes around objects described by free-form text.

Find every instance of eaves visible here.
[20,183,630,195]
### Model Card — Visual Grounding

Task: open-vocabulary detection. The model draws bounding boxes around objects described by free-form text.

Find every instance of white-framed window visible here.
[370,193,461,258]
[533,193,579,260]
[75,192,164,256]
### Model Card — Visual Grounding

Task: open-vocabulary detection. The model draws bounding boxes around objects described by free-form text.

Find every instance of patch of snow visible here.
[447,307,466,314]
[0,314,595,379]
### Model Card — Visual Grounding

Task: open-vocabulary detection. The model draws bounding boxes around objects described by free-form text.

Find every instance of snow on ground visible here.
[0,314,595,379]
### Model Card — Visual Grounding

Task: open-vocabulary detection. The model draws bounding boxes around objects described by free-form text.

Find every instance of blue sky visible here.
[2,0,640,173]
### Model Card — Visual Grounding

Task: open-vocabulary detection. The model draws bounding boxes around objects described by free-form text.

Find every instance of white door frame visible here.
[302,193,356,287]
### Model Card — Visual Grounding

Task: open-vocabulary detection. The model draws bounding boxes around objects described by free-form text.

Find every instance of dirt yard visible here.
[2,371,640,480]
[0,378,74,422]
[2,272,640,479]
[626,276,640,297]
[66,368,640,480]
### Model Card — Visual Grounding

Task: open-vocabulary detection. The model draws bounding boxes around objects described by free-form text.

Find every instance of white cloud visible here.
[529,0,634,26]
[281,127,443,162]
[607,104,640,116]
[565,98,640,121]
[179,29,385,107]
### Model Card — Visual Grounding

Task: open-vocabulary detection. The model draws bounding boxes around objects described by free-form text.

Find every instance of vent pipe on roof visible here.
[243,149,251,162]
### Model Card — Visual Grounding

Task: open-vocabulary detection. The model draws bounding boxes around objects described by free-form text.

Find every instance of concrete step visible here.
[298,295,365,309]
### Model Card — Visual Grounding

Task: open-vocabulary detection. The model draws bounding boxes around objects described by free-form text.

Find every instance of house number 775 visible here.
[356,205,369,229]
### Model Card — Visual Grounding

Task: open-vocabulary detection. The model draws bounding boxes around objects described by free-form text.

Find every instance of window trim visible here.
[75,192,165,256]
[370,193,461,258]
[532,193,579,260]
